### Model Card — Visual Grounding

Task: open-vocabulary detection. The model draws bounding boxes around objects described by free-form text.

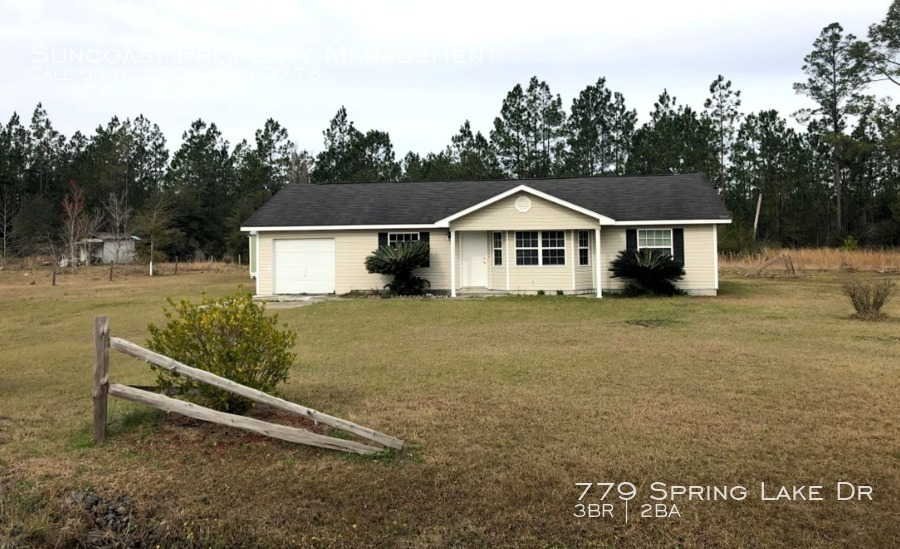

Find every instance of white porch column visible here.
[595,227,602,298]
[505,231,510,290]
[571,230,576,291]
[450,229,457,297]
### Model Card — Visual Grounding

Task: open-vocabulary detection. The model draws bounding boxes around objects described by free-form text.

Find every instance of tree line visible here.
[1,4,899,265]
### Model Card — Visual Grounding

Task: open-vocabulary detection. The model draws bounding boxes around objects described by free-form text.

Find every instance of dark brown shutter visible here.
[626,229,637,250]
[378,232,387,247]
[673,228,684,265]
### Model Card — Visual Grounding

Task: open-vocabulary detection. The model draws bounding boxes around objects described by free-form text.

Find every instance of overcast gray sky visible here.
[1,0,894,157]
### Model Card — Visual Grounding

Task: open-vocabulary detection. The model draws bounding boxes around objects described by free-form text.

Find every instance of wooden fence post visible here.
[93,316,110,442]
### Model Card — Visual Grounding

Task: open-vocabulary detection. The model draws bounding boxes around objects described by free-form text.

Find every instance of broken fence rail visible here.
[92,316,403,455]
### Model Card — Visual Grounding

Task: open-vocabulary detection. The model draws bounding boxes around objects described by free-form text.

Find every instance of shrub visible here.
[841,278,896,320]
[364,241,431,296]
[610,249,685,296]
[147,291,297,414]
[841,235,859,251]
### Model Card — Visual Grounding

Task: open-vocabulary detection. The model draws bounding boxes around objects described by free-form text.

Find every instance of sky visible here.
[0,0,895,158]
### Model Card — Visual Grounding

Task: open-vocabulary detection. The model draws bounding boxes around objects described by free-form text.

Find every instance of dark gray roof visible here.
[242,174,731,228]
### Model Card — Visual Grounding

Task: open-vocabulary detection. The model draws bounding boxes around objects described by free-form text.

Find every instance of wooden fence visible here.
[92,316,403,455]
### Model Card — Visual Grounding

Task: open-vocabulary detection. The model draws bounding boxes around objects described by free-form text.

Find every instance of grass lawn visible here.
[1,265,898,547]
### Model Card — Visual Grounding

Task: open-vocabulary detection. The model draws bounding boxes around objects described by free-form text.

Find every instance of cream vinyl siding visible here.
[451,192,598,231]
[678,225,717,292]
[600,229,628,292]
[600,226,717,294]
[255,224,719,296]
[257,230,451,295]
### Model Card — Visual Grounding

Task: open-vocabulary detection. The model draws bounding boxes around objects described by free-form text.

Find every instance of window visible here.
[578,230,590,266]
[515,231,539,265]
[541,231,565,265]
[492,232,503,266]
[515,231,566,266]
[638,229,673,256]
[388,232,419,245]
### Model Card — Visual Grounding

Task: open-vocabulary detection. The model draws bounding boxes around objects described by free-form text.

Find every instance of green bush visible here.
[841,278,895,320]
[147,291,297,414]
[841,235,859,251]
[364,241,431,296]
[610,249,685,296]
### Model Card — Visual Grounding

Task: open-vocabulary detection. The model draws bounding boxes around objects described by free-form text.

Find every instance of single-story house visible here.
[78,233,140,265]
[241,174,732,297]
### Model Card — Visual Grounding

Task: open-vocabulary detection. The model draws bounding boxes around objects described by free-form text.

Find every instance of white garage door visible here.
[273,239,335,294]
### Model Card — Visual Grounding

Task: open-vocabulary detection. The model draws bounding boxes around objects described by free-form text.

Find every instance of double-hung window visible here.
[515,231,539,265]
[515,231,565,266]
[578,230,590,266]
[492,232,503,266]
[541,231,565,265]
[637,229,673,256]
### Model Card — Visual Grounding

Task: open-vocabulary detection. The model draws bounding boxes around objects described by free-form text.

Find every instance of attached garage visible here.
[273,238,336,294]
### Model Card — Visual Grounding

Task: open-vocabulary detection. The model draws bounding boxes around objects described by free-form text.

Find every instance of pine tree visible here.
[794,23,870,234]
[311,107,400,183]
[703,75,742,192]
[491,84,529,178]
[448,120,502,179]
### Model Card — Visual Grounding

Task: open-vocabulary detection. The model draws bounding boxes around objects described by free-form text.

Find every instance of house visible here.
[78,233,140,265]
[241,174,732,297]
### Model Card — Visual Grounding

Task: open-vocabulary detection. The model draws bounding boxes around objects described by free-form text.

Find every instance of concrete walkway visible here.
[252,295,338,308]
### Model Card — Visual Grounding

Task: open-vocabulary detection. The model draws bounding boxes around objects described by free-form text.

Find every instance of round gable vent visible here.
[515,196,532,212]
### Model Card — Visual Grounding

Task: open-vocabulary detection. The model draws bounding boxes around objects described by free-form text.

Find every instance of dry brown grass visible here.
[721,247,900,274]
[0,257,245,277]
[1,268,898,547]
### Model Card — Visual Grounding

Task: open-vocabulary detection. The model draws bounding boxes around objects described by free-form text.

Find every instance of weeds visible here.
[842,278,896,320]
[721,247,900,272]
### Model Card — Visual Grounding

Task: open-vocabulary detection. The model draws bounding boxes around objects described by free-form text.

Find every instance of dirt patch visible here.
[122,403,330,452]
[0,476,173,548]
[625,318,679,328]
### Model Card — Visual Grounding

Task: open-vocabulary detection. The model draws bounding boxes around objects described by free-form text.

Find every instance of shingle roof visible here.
[241,174,731,228]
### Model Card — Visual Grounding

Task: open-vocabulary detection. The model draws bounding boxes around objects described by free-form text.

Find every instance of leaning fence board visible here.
[746,254,796,277]
[109,337,404,450]
[107,384,381,455]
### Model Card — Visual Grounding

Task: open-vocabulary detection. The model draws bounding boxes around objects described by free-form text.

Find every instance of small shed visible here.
[78,233,140,265]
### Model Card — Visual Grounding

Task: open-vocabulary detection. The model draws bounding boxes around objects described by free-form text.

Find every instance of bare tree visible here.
[104,191,132,279]
[0,188,19,266]
[288,146,314,184]
[134,195,172,276]
[39,234,63,286]
[60,181,103,268]
[60,180,86,268]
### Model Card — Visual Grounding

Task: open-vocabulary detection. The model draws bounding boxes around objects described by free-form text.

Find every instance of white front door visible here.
[460,232,488,287]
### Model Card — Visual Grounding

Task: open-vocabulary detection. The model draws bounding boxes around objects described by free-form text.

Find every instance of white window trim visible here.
[388,232,420,245]
[514,230,566,267]
[492,231,503,266]
[578,230,590,266]
[637,228,673,256]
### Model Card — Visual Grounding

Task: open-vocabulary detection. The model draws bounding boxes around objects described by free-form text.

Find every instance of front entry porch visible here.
[448,229,603,298]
